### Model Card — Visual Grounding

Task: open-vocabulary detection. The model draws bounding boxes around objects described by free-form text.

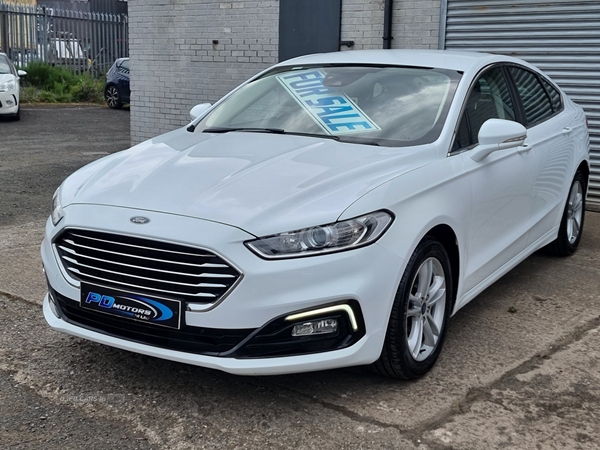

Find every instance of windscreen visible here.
[0,55,12,75]
[194,65,462,147]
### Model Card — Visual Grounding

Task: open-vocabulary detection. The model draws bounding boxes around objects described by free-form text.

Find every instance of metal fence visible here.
[0,2,128,75]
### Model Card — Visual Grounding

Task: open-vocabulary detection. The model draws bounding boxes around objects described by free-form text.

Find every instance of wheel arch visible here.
[424,224,460,313]
[577,160,590,187]
[371,223,460,379]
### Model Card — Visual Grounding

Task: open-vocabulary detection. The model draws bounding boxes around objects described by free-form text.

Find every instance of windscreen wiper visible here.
[275,131,340,141]
[202,127,285,134]
[200,127,343,142]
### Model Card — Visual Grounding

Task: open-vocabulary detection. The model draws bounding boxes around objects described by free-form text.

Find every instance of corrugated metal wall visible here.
[441,0,600,208]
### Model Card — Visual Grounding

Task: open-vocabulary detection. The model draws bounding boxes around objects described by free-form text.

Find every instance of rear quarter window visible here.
[508,66,554,127]
[541,78,563,113]
[117,60,130,73]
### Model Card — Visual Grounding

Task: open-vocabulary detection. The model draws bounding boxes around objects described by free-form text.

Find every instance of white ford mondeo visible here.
[42,50,589,379]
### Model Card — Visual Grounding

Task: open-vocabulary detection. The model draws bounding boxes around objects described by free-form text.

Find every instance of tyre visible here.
[371,238,453,380]
[13,105,20,121]
[105,85,123,109]
[545,171,586,256]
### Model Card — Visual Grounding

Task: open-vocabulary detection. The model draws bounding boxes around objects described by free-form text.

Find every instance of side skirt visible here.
[451,225,559,315]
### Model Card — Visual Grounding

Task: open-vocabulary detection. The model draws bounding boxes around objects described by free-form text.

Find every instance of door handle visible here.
[518,143,531,154]
[562,127,573,135]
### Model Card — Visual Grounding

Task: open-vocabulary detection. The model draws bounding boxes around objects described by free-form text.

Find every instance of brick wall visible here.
[340,0,384,50]
[390,0,441,49]
[129,0,441,144]
[340,0,441,50]
[129,0,279,143]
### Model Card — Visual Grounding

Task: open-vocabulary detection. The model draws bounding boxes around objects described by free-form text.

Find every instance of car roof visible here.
[276,49,524,73]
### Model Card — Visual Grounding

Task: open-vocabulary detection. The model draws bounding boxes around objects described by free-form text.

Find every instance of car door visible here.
[452,66,536,294]
[505,66,578,246]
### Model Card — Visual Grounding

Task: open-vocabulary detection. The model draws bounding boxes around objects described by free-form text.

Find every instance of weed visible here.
[20,62,104,104]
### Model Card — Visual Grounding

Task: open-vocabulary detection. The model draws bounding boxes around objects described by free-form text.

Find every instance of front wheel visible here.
[105,85,123,109]
[371,238,453,380]
[546,171,586,256]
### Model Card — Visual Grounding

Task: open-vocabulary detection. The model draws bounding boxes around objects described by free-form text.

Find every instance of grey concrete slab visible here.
[422,322,600,449]
[0,221,46,304]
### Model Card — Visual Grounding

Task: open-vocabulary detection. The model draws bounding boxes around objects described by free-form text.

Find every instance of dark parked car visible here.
[104,58,130,109]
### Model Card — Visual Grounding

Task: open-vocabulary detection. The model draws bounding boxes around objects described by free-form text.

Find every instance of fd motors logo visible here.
[84,292,173,322]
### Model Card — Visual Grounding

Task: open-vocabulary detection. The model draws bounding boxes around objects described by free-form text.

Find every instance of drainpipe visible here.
[1,10,9,54]
[383,0,393,49]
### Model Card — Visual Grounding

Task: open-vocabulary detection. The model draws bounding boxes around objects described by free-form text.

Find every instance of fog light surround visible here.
[229,301,365,358]
[47,291,61,318]
[285,304,358,331]
[292,318,338,337]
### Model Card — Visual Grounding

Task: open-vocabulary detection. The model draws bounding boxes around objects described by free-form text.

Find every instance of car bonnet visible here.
[61,128,436,237]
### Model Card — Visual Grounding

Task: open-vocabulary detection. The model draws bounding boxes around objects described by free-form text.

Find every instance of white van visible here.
[39,38,88,67]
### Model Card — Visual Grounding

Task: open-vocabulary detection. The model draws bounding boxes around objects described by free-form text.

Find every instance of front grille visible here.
[51,288,252,355]
[54,229,242,305]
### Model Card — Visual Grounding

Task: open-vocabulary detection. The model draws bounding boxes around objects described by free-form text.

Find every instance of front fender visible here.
[339,155,471,307]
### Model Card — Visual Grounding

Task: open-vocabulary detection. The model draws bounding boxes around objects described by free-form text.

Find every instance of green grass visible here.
[19,62,105,104]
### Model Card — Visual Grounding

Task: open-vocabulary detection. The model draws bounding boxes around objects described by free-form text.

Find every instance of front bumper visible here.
[0,91,19,115]
[42,204,405,375]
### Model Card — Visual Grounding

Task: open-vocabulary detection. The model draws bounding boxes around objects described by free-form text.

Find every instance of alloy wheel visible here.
[406,257,447,362]
[106,86,120,108]
[566,180,583,244]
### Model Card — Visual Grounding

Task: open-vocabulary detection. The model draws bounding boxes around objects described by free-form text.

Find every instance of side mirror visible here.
[17,70,27,77]
[470,119,527,162]
[190,103,212,121]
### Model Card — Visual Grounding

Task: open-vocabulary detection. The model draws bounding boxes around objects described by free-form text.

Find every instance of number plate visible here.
[80,284,181,329]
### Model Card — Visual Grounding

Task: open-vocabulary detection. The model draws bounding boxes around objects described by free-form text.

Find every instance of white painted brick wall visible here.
[130,0,441,144]
[129,0,279,143]
[390,0,441,49]
[340,0,385,50]
[340,0,441,50]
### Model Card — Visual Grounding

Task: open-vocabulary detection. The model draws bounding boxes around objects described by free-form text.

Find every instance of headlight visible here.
[0,79,16,92]
[245,211,393,259]
[51,188,64,226]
